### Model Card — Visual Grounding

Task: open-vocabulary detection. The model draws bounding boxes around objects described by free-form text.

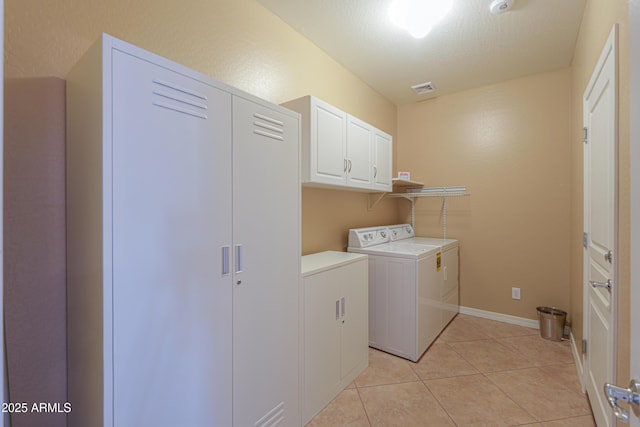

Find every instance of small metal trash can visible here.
[536,306,567,341]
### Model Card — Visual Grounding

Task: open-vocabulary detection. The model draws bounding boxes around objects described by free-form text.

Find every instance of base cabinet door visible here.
[340,259,369,378]
[304,270,342,422]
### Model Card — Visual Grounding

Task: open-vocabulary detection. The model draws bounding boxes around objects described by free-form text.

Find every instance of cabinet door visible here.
[311,98,347,185]
[346,115,372,188]
[111,50,233,427]
[373,130,393,191]
[340,259,369,378]
[304,271,341,422]
[232,96,300,427]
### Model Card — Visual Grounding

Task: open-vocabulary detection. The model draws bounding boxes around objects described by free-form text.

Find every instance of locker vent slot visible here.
[254,401,284,427]
[152,79,208,119]
[253,113,284,141]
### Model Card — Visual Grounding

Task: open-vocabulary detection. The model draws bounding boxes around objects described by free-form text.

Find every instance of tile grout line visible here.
[354,384,373,427]
[419,380,461,427]
[479,370,541,423]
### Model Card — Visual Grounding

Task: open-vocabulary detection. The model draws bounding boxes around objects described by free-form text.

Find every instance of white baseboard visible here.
[569,331,586,392]
[459,306,539,329]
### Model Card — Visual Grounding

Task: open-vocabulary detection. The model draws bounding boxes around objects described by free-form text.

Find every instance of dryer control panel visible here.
[388,224,415,241]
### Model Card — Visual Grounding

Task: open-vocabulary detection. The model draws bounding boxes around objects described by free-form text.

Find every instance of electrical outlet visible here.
[512,287,521,300]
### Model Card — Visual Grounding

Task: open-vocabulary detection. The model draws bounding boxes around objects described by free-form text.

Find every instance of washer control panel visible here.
[347,227,391,248]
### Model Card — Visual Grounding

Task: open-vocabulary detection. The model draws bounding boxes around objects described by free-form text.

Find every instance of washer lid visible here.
[348,241,440,259]
[410,237,458,251]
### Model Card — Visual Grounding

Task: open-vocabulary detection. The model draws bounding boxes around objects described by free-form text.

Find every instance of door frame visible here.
[582,24,618,427]
[630,0,640,425]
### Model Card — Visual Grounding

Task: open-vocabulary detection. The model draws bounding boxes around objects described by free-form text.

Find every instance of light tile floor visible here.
[306,314,595,427]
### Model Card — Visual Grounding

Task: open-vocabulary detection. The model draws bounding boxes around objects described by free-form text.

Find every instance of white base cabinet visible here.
[66,34,300,427]
[301,252,369,424]
[283,96,393,192]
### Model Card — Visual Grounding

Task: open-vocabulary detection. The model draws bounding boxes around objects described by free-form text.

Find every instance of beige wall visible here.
[4,0,400,255]
[397,68,572,321]
[4,78,67,427]
[569,0,630,399]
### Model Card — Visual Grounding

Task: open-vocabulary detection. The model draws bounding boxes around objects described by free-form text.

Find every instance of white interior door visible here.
[111,50,233,427]
[583,25,617,427]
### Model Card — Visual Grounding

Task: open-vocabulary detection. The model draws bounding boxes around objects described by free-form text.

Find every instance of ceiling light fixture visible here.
[389,0,453,39]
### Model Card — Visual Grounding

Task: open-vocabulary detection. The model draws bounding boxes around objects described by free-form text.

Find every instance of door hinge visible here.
[583,232,588,249]
[583,127,589,143]
[582,339,587,355]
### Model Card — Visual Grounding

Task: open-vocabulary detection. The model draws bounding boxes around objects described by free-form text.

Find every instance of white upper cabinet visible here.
[313,100,347,186]
[283,96,392,192]
[345,115,373,189]
[373,130,393,191]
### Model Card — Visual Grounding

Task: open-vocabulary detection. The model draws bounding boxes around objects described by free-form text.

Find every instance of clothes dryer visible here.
[387,224,460,328]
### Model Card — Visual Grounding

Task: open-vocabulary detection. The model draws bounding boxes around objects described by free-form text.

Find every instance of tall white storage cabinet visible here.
[66,35,301,427]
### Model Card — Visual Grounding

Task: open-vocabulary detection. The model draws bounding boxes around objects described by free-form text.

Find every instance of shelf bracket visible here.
[367,192,387,211]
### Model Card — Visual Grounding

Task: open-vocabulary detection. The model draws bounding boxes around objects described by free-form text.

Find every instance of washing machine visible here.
[387,224,460,328]
[347,226,443,362]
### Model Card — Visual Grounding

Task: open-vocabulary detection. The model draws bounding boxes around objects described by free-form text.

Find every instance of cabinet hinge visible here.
[583,232,588,249]
[583,127,589,144]
[582,339,587,355]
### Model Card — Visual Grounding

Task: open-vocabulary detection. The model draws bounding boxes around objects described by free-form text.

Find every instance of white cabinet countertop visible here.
[301,251,368,277]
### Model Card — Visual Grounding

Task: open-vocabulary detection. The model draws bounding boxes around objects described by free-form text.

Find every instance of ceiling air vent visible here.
[411,81,436,95]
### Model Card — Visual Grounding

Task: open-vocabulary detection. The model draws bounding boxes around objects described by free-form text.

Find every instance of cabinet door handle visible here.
[373,166,378,178]
[336,300,340,320]
[341,297,345,318]
[235,244,243,273]
[344,159,348,172]
[222,246,230,276]
[347,160,352,173]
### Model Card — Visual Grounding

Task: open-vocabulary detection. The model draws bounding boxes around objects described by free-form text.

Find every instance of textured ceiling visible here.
[256,0,587,104]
